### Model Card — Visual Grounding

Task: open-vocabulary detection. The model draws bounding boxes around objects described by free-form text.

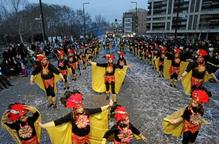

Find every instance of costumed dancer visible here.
[89,54,128,104]
[117,51,127,67]
[102,105,146,144]
[57,49,70,90]
[38,90,113,144]
[119,39,125,52]
[1,103,41,144]
[30,54,65,108]
[163,88,211,144]
[179,49,219,95]
[68,49,80,81]
[157,46,167,77]
[167,48,182,87]
[81,51,88,70]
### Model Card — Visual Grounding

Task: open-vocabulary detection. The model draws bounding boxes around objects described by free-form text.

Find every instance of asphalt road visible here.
[0,47,218,144]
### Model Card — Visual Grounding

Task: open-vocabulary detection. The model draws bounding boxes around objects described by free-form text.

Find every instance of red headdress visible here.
[174,48,181,54]
[192,89,209,104]
[118,51,125,57]
[160,46,167,52]
[68,48,74,55]
[57,49,65,56]
[8,103,27,122]
[36,54,47,62]
[105,54,115,60]
[66,93,83,109]
[197,49,208,57]
[113,106,128,122]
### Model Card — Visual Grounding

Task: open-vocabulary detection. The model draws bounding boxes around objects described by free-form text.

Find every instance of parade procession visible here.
[0,0,219,144]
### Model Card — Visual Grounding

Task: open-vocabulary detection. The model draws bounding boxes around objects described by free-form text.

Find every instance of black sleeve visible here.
[114,64,123,69]
[65,60,70,67]
[181,107,191,121]
[96,63,107,67]
[5,121,18,130]
[129,123,141,135]
[206,62,216,74]
[49,64,60,75]
[85,108,102,115]
[117,60,119,65]
[103,125,117,139]
[31,65,42,75]
[28,111,40,123]
[165,52,172,60]
[197,105,204,116]
[124,59,127,65]
[54,112,72,126]
[185,62,196,72]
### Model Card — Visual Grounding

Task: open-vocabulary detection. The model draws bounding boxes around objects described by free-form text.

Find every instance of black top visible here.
[166,53,181,67]
[181,106,204,121]
[117,58,127,67]
[32,63,60,80]
[96,63,123,76]
[68,55,80,63]
[6,112,40,141]
[103,123,141,142]
[54,108,101,136]
[185,61,213,79]
[58,59,69,70]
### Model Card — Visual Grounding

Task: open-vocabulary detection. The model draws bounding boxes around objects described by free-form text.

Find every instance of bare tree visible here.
[8,0,28,42]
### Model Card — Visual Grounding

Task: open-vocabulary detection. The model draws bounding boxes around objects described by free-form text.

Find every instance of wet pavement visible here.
[0,47,219,144]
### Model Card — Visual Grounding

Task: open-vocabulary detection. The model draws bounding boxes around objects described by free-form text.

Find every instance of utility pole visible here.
[39,0,46,44]
[83,2,90,38]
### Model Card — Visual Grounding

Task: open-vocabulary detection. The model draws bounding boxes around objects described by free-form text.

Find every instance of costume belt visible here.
[21,136,39,144]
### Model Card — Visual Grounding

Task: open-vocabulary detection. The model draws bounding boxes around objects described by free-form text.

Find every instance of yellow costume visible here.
[1,106,41,144]
[91,64,128,94]
[46,110,109,144]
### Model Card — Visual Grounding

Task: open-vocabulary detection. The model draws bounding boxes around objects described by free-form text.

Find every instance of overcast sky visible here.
[28,0,148,22]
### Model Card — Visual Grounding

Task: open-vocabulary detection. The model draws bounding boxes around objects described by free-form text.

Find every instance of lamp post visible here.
[131,1,137,34]
[39,0,46,44]
[83,2,90,38]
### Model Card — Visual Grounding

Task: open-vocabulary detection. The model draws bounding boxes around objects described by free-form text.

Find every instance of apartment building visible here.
[147,0,219,40]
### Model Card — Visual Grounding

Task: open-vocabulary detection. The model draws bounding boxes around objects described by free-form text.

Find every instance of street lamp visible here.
[83,2,90,38]
[131,1,137,34]
[39,0,46,44]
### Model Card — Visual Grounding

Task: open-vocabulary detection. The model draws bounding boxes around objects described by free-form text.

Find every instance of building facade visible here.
[147,0,219,40]
[123,9,147,35]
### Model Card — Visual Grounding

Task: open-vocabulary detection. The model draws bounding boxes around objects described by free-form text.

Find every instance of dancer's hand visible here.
[30,80,34,85]
[139,134,147,142]
[30,75,34,85]
[109,99,113,107]
[1,112,9,123]
[36,121,44,128]
[24,105,37,113]
[178,76,183,81]
[127,64,132,68]
[101,138,106,144]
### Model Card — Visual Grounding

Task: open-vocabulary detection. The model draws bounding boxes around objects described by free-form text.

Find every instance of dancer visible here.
[117,51,127,67]
[179,49,218,95]
[163,87,211,144]
[57,49,70,89]
[164,48,182,87]
[89,54,128,104]
[30,54,65,108]
[102,105,146,143]
[1,103,41,144]
[38,90,113,144]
